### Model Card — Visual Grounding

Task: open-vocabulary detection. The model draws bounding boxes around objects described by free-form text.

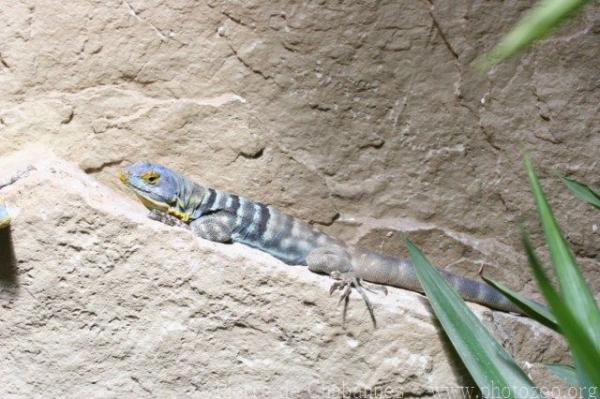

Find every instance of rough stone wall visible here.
[0,0,598,397]
[0,150,569,397]
[0,0,598,297]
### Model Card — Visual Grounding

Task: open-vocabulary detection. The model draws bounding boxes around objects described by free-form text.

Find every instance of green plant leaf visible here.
[562,177,600,209]
[525,156,600,350]
[545,364,578,386]
[522,233,600,393]
[481,276,558,332]
[407,239,543,399]
[474,0,589,70]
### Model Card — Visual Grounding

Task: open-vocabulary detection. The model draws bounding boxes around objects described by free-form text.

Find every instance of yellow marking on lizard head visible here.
[133,192,190,222]
[134,192,169,212]
[118,170,128,184]
[141,170,161,184]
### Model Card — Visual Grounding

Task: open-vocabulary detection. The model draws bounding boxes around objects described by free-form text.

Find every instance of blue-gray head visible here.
[119,162,193,221]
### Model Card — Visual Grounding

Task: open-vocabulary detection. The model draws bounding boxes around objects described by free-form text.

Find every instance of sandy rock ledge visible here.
[0,149,567,398]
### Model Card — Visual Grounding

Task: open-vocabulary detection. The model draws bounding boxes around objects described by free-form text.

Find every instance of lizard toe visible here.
[326,272,378,329]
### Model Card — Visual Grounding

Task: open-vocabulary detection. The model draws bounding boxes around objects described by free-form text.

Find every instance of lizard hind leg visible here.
[307,246,378,328]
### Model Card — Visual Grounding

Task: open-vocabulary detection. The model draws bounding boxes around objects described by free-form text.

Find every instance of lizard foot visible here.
[329,271,378,328]
[148,209,190,229]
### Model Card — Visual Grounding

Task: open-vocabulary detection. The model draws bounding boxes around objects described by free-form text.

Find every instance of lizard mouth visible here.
[135,193,190,222]
[118,169,190,221]
[118,169,170,213]
[134,192,170,213]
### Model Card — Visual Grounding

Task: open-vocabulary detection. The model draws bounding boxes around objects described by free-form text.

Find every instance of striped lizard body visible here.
[120,162,521,326]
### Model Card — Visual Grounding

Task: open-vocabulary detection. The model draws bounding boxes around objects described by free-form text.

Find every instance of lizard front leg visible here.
[148,209,190,229]
[147,209,235,243]
[307,246,379,327]
[189,211,236,243]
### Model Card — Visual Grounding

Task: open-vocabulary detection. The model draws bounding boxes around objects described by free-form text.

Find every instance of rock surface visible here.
[0,0,598,300]
[0,149,569,397]
[0,0,598,396]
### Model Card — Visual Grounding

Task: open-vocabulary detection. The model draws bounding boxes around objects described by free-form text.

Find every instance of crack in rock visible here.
[123,0,168,42]
[83,159,126,175]
[423,0,459,60]
[228,44,272,81]
[0,166,35,190]
[0,53,10,69]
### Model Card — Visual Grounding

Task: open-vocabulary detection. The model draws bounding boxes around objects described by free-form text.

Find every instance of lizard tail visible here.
[438,269,522,314]
[354,251,523,314]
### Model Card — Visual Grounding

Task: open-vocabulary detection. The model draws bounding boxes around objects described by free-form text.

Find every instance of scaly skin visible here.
[119,162,521,326]
[119,162,343,265]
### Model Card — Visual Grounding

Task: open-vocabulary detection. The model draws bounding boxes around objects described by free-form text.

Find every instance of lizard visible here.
[119,162,522,326]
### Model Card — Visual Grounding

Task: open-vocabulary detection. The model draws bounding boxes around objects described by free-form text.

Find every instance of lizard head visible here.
[119,162,191,222]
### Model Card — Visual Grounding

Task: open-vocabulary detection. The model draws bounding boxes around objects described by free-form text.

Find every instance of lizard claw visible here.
[328,271,377,328]
[328,279,345,296]
[477,264,485,277]
[362,282,388,296]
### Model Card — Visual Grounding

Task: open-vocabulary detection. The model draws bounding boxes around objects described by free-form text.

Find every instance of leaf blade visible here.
[545,364,578,386]
[522,233,600,393]
[562,177,600,209]
[481,276,558,332]
[407,239,543,399]
[474,0,589,69]
[525,156,600,350]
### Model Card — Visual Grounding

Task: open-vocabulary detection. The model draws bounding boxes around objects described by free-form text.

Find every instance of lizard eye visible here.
[141,171,161,184]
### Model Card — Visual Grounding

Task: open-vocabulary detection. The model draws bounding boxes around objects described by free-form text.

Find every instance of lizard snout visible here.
[118,169,130,185]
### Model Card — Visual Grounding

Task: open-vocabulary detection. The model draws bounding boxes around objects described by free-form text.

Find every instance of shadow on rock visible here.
[417,294,482,399]
[0,227,18,288]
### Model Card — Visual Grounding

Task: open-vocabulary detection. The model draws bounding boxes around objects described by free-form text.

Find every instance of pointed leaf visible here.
[525,156,600,349]
[407,240,543,399]
[562,177,600,209]
[474,0,589,69]
[481,276,558,332]
[545,364,578,386]
[523,233,600,394]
